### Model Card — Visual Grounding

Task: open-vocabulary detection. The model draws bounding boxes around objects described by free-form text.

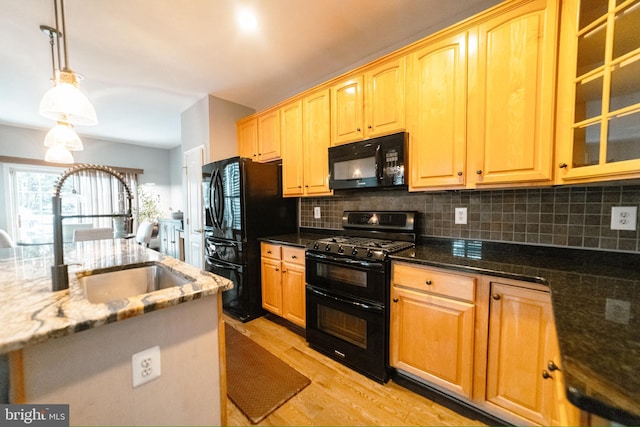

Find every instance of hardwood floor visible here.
[224,314,488,426]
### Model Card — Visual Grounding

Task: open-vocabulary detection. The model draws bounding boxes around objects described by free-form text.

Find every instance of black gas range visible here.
[305,211,417,383]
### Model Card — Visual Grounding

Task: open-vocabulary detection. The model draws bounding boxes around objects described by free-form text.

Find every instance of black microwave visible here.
[328,132,408,190]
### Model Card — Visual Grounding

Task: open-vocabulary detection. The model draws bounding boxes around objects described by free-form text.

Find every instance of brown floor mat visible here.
[225,323,311,424]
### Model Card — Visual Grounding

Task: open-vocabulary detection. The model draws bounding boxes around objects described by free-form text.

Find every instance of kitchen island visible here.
[0,239,233,426]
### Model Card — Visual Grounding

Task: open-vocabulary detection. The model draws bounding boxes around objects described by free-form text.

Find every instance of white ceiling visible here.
[0,0,501,149]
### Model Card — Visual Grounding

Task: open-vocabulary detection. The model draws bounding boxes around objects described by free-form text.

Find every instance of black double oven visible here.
[305,211,416,383]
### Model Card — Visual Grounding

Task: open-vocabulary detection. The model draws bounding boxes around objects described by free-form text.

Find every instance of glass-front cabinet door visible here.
[556,0,640,183]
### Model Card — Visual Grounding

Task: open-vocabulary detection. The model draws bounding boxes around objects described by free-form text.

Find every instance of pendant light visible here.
[44,143,75,164]
[39,0,97,126]
[44,122,83,151]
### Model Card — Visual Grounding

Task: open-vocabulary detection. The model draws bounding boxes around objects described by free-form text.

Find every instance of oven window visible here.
[317,263,367,288]
[318,305,367,349]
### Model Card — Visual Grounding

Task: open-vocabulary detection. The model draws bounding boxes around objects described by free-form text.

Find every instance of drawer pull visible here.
[425,280,432,285]
[393,298,399,303]
[267,250,272,254]
[291,255,297,259]
[548,360,560,371]
[492,293,501,300]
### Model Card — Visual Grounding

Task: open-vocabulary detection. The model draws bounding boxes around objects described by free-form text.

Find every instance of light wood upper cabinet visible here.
[365,58,407,138]
[468,0,559,186]
[302,89,333,196]
[331,57,406,146]
[486,281,578,426]
[237,116,258,160]
[237,109,281,162]
[555,0,640,184]
[281,99,305,197]
[331,75,364,145]
[407,32,468,190]
[257,109,281,162]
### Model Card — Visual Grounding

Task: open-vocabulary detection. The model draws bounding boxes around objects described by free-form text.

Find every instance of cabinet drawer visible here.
[392,263,476,302]
[282,246,305,265]
[261,242,281,260]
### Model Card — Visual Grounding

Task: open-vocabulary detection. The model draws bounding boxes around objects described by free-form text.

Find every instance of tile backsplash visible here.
[300,185,640,253]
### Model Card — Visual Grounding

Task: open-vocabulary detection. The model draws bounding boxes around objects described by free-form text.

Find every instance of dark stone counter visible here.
[391,237,640,425]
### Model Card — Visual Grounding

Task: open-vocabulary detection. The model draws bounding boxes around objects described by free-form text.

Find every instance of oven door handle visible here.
[305,252,384,270]
[205,258,242,271]
[306,286,384,312]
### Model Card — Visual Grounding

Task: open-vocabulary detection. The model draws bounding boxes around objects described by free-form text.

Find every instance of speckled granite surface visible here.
[0,239,232,354]
[390,237,640,426]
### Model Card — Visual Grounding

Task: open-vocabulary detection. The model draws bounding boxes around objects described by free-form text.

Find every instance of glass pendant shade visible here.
[39,71,98,126]
[45,144,74,164]
[44,122,83,151]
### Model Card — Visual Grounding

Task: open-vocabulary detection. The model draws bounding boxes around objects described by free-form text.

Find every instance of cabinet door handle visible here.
[542,370,552,379]
[492,293,501,300]
[559,163,568,168]
[267,250,271,254]
[476,170,483,175]
[548,360,560,371]
[291,255,297,259]
[392,298,399,303]
[457,171,463,176]
[425,280,432,285]
[357,127,361,131]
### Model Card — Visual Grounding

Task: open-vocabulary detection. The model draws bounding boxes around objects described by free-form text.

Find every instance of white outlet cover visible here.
[610,206,637,231]
[132,346,161,388]
[455,207,467,225]
[314,207,321,219]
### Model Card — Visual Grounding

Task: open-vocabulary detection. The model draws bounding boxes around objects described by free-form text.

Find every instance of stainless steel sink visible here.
[77,264,192,304]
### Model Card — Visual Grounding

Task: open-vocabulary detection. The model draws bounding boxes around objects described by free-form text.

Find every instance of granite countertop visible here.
[390,237,640,426]
[0,239,233,354]
[259,231,335,248]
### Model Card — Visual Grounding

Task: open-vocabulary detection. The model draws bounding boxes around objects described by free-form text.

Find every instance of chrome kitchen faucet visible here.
[50,164,133,291]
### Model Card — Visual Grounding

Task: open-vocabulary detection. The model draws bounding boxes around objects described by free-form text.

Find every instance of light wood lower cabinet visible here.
[260,242,306,327]
[390,262,579,426]
[486,281,579,425]
[390,264,477,398]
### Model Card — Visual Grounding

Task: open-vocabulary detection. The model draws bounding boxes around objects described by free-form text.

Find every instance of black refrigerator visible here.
[202,157,297,322]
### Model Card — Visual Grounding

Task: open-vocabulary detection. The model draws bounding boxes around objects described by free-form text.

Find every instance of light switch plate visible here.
[610,206,637,230]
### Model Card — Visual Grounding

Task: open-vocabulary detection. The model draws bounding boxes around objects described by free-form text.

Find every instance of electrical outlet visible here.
[455,207,467,225]
[314,206,321,219]
[605,298,631,325]
[132,346,161,388]
[610,206,637,230]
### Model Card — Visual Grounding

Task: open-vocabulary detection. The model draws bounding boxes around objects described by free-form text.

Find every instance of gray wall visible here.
[0,124,179,232]
[300,185,640,253]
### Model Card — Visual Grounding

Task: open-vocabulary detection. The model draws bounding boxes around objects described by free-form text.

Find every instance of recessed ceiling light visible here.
[236,7,258,32]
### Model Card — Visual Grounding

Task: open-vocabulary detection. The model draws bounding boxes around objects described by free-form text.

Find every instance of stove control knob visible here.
[351,248,358,256]
[366,249,373,257]
[338,245,345,253]
[313,243,319,250]
[325,244,331,251]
